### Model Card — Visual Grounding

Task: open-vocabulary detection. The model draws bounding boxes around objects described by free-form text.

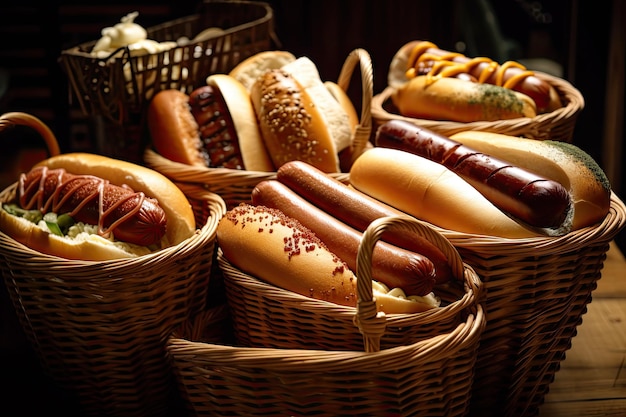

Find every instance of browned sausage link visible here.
[410,44,557,112]
[189,86,244,169]
[276,160,453,284]
[376,120,572,229]
[252,180,436,296]
[19,167,167,246]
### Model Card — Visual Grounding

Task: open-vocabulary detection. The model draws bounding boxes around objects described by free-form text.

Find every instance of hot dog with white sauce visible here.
[0,153,195,260]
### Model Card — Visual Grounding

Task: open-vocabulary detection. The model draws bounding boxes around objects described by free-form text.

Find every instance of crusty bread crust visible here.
[350,147,541,238]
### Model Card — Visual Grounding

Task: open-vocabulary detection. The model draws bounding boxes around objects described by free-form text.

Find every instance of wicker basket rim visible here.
[440,192,626,250]
[60,1,274,58]
[217,249,480,327]
[216,214,484,351]
[167,303,484,368]
[371,71,584,132]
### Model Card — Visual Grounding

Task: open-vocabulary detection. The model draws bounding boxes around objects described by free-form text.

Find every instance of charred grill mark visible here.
[189,86,244,169]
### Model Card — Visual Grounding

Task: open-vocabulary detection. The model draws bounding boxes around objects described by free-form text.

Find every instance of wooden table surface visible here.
[537,241,626,416]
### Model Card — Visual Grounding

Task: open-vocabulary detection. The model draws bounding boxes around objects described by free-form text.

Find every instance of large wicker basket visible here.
[219,215,482,352]
[0,113,227,417]
[371,71,584,142]
[167,215,486,417]
[59,1,277,162]
[144,47,374,209]
[435,192,626,417]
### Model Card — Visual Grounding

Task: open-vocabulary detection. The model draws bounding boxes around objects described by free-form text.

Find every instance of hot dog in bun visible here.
[350,122,611,238]
[388,40,563,114]
[148,74,274,171]
[217,203,440,314]
[0,153,195,260]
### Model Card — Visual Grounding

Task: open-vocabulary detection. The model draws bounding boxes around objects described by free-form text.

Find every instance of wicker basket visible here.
[219,215,483,352]
[167,215,486,417]
[59,1,277,163]
[144,47,374,209]
[0,113,227,417]
[371,71,584,142]
[433,192,626,417]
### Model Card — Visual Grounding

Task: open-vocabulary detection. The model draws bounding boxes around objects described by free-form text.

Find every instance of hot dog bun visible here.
[349,147,541,238]
[392,75,537,122]
[0,153,196,260]
[217,204,440,314]
[148,75,273,171]
[250,58,350,173]
[449,131,611,230]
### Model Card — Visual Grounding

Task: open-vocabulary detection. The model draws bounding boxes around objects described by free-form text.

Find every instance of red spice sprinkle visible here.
[224,203,351,267]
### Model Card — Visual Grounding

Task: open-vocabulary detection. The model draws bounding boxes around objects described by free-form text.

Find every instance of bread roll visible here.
[251,68,341,172]
[349,147,540,238]
[450,131,612,230]
[217,204,440,313]
[392,75,537,122]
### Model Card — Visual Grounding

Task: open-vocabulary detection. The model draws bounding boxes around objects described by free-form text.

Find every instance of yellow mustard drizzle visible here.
[406,41,535,89]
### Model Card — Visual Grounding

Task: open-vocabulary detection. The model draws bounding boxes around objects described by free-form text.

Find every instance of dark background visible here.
[0,1,624,415]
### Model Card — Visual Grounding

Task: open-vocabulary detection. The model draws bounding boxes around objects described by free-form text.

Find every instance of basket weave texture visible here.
[59,1,275,125]
[144,47,374,209]
[371,71,584,142]
[167,215,486,416]
[220,215,482,352]
[0,113,227,417]
[438,192,626,417]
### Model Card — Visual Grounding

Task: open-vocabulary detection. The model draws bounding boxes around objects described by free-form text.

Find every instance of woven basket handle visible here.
[354,214,467,353]
[0,112,61,157]
[336,48,373,167]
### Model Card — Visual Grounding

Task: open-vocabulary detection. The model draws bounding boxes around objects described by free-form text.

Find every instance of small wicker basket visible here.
[167,215,486,417]
[0,112,227,417]
[59,1,277,163]
[144,47,374,209]
[371,71,584,142]
[436,192,626,417]
[220,215,482,352]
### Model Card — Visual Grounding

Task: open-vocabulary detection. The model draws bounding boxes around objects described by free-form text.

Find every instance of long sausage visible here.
[189,85,244,169]
[375,120,572,229]
[276,160,454,284]
[251,180,437,296]
[19,166,167,246]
